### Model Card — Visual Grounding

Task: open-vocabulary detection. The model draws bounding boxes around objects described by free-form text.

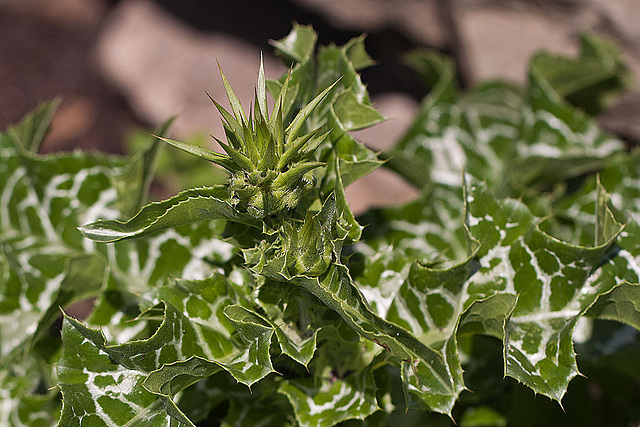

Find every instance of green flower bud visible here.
[158,60,338,219]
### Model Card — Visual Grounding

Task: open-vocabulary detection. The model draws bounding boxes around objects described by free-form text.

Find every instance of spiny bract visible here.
[158,61,337,219]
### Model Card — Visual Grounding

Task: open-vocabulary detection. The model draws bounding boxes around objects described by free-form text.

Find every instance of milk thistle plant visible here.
[0,25,639,426]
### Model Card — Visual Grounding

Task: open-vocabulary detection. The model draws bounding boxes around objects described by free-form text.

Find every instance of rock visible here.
[457,5,577,84]
[591,0,640,44]
[456,0,640,86]
[589,0,640,81]
[292,0,446,47]
[0,3,138,153]
[95,0,286,142]
[598,90,640,147]
[0,0,107,28]
[46,96,98,150]
[346,166,420,215]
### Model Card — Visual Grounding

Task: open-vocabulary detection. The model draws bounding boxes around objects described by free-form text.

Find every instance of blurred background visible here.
[1,0,639,211]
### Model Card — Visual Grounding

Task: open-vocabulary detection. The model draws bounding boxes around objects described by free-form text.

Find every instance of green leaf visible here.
[274,325,320,368]
[7,26,640,427]
[334,157,364,242]
[116,118,174,216]
[0,354,60,427]
[468,181,622,401]
[279,363,380,426]
[142,357,222,408]
[155,135,240,172]
[271,23,318,65]
[586,220,640,330]
[405,49,457,100]
[0,140,128,247]
[85,217,236,347]
[6,98,61,153]
[218,62,248,126]
[58,315,182,427]
[458,293,518,339]
[32,253,107,348]
[256,280,325,367]
[358,184,468,264]
[0,130,131,361]
[140,276,275,387]
[460,406,506,427]
[223,305,276,382]
[387,48,624,196]
[79,186,260,243]
[531,53,614,107]
[529,33,631,115]
[294,266,457,415]
[326,117,383,187]
[0,240,70,360]
[59,289,276,426]
[358,177,626,407]
[286,80,340,146]
[140,273,238,329]
[316,45,370,106]
[586,281,640,330]
[554,153,640,330]
[332,89,386,132]
[344,35,376,71]
[387,254,480,344]
[385,264,517,413]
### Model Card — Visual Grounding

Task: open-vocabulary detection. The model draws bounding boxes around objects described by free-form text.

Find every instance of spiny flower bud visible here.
[157,60,337,219]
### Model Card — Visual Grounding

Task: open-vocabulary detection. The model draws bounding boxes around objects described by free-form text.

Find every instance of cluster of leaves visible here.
[0,25,639,426]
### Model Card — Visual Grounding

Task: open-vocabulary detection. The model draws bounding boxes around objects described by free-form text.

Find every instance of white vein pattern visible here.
[397,84,623,198]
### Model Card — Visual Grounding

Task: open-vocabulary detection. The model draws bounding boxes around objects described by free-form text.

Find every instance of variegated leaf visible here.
[387,49,623,196]
[358,179,624,404]
[553,151,640,330]
[0,110,127,360]
[0,355,60,427]
[58,281,276,426]
[257,280,322,367]
[78,186,260,243]
[0,103,244,425]
[279,363,379,426]
[58,316,181,427]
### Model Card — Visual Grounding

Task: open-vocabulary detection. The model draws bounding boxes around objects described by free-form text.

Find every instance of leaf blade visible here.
[79,186,260,243]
